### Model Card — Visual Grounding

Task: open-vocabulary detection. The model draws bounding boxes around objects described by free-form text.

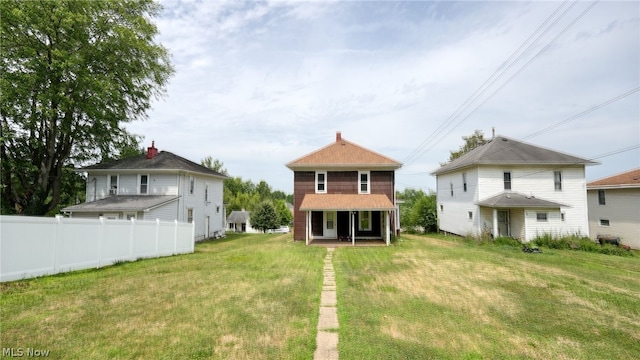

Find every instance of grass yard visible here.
[1,232,639,359]
[0,233,326,359]
[335,234,640,360]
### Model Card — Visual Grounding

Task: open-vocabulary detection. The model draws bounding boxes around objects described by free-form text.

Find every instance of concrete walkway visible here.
[314,247,339,360]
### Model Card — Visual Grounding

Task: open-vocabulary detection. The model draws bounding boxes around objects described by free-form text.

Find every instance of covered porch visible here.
[299,194,395,246]
[476,192,568,242]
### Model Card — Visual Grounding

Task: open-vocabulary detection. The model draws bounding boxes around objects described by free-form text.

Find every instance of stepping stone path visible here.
[314,247,339,360]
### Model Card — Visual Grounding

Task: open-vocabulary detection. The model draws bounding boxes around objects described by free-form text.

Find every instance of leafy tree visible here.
[396,188,437,233]
[201,156,229,176]
[1,0,173,214]
[251,201,279,233]
[410,192,438,233]
[273,199,292,226]
[444,129,489,164]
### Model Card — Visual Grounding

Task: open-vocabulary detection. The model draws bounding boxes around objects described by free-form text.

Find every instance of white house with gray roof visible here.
[62,142,229,241]
[431,135,597,242]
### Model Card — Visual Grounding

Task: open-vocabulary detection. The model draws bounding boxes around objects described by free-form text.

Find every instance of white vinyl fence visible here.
[0,215,195,282]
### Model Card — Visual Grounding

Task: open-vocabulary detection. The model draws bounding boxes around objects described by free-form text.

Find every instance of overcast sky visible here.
[126,0,640,194]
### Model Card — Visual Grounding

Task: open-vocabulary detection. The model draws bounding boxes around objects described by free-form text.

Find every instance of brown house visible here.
[286,132,402,245]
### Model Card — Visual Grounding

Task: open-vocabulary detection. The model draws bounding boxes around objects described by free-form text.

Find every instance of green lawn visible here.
[1,233,639,359]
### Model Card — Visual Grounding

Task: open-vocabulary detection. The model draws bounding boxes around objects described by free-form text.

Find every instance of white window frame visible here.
[316,171,327,194]
[536,212,548,222]
[359,210,371,231]
[554,171,563,191]
[139,174,149,194]
[187,208,194,223]
[204,184,209,202]
[125,212,137,220]
[189,176,195,195]
[358,171,370,194]
[108,174,119,195]
[599,219,610,227]
[504,171,512,190]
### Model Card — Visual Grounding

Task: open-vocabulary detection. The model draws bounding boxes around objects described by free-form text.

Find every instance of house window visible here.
[450,182,454,197]
[468,211,473,220]
[216,205,220,214]
[316,172,327,193]
[140,175,148,194]
[359,211,371,231]
[536,212,548,222]
[462,173,467,192]
[125,213,136,220]
[554,171,562,191]
[109,175,118,195]
[561,212,565,221]
[598,190,606,205]
[205,184,209,202]
[503,172,512,190]
[359,171,370,194]
[599,219,610,226]
[440,204,444,212]
[189,176,195,195]
[187,208,193,223]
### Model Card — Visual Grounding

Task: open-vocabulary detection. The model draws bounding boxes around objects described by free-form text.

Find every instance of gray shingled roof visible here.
[227,210,250,223]
[81,151,229,178]
[432,135,597,175]
[476,192,568,208]
[62,195,179,213]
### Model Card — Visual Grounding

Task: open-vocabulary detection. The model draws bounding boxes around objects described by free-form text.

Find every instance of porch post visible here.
[386,210,390,246]
[351,211,355,246]
[492,208,498,238]
[305,211,310,246]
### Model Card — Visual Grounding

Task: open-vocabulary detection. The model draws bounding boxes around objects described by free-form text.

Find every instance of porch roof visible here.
[300,194,395,211]
[476,192,568,208]
[61,195,179,213]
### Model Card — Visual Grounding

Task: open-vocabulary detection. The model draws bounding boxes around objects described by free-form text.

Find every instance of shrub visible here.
[532,233,633,257]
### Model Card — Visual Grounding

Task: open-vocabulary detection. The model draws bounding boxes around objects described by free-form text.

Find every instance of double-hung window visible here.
[189,176,195,195]
[359,171,370,194]
[503,172,512,190]
[316,172,327,193]
[598,190,606,205]
[109,175,118,195]
[139,175,149,194]
[554,171,562,191]
[462,173,467,192]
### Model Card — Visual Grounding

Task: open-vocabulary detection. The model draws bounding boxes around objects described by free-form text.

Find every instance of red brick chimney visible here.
[336,131,342,142]
[146,141,158,159]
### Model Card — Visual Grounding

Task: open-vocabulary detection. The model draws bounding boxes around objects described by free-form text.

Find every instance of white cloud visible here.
[128,0,640,193]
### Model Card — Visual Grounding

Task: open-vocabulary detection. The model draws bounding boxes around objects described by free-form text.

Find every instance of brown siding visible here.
[328,171,358,194]
[292,170,397,241]
[293,171,315,240]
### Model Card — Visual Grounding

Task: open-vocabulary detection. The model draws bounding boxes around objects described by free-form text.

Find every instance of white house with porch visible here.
[432,135,597,242]
[62,142,229,241]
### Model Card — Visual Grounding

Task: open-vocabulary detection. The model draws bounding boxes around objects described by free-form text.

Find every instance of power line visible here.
[403,0,600,167]
[522,87,640,140]
[402,0,578,166]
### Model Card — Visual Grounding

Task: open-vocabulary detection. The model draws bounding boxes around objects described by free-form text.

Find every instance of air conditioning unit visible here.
[109,188,117,195]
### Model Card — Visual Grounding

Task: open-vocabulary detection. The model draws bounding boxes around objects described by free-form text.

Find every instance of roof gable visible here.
[82,151,228,178]
[587,168,640,188]
[433,135,597,175]
[286,132,402,170]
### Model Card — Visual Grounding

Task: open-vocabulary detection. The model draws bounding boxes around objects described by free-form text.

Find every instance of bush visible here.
[532,233,633,257]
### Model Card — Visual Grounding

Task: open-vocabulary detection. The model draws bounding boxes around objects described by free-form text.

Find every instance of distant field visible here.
[1,232,638,359]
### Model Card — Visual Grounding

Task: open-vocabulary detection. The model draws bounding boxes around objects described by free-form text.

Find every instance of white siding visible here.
[145,202,179,221]
[587,188,640,249]
[117,174,138,195]
[179,174,226,241]
[147,174,179,195]
[437,164,590,240]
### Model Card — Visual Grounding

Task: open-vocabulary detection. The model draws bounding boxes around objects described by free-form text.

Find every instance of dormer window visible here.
[359,171,370,194]
[316,171,327,193]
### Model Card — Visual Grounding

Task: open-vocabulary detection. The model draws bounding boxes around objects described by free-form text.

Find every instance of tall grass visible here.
[532,232,632,256]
